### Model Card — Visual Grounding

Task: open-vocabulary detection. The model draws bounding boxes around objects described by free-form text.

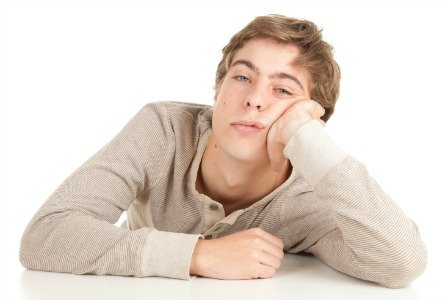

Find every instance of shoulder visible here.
[139,100,213,147]
[142,101,212,131]
[142,101,212,116]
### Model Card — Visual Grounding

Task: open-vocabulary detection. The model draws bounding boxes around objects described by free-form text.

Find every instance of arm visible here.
[268,101,427,288]
[20,103,202,279]
[284,120,427,288]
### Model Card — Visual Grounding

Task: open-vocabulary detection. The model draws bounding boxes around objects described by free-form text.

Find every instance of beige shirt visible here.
[20,101,427,288]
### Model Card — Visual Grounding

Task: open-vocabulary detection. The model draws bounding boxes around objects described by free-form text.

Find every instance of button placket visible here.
[209,203,219,211]
[204,200,224,229]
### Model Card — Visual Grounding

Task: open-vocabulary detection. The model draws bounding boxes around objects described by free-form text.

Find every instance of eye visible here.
[275,88,293,96]
[233,75,250,82]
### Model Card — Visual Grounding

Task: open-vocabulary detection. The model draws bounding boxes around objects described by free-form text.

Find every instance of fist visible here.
[190,228,284,279]
[267,99,325,171]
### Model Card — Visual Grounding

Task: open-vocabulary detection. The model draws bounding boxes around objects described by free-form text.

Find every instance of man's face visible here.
[212,37,312,163]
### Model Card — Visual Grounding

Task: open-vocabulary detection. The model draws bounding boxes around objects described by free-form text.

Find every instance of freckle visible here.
[214,144,217,149]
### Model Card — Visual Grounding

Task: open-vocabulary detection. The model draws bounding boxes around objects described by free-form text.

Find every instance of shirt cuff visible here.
[141,230,204,279]
[283,120,347,188]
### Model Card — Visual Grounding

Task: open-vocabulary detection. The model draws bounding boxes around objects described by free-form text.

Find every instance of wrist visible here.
[281,118,313,145]
[283,120,346,187]
[190,239,205,276]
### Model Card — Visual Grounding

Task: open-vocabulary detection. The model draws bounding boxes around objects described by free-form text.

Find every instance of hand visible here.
[267,99,325,171]
[190,228,284,279]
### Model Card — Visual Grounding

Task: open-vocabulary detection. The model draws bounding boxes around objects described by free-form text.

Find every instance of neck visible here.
[196,134,291,213]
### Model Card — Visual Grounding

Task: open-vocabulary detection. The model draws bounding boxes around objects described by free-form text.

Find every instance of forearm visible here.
[309,157,427,287]
[20,102,203,280]
[20,202,202,278]
[283,120,347,188]
[284,121,427,287]
[284,120,423,251]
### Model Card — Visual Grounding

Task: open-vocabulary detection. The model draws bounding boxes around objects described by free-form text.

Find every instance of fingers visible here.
[268,98,300,123]
[253,237,284,260]
[266,122,288,172]
[249,228,284,260]
[267,140,287,172]
[316,103,325,118]
[256,261,278,279]
[306,100,325,127]
[303,99,324,119]
[251,228,284,250]
[257,251,282,270]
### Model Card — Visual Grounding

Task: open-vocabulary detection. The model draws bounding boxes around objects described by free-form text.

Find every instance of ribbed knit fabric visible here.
[20,101,427,288]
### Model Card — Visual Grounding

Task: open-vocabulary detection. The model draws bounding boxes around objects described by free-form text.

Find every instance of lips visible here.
[231,120,265,129]
[230,120,265,134]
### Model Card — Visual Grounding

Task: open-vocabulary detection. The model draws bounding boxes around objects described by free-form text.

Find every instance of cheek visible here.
[223,92,232,106]
[212,95,232,130]
[216,79,246,105]
[215,91,232,109]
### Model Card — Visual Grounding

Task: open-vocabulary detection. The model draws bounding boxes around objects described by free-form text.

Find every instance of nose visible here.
[244,83,268,111]
[245,100,262,110]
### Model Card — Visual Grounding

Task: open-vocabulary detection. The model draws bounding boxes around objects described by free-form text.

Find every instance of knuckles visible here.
[252,236,262,246]
[273,259,281,269]
[295,99,324,114]
[267,268,277,277]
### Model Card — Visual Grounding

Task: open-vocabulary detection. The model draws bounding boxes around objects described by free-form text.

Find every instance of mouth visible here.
[231,120,265,129]
[230,120,265,133]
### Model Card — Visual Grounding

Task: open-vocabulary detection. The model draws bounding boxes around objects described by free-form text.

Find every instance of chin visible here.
[223,139,268,163]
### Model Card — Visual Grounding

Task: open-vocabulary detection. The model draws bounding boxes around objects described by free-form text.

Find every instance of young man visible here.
[20,15,427,288]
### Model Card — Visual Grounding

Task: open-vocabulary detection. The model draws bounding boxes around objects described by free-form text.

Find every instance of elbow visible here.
[19,246,33,270]
[19,221,42,270]
[19,226,34,270]
[376,244,428,289]
[19,215,60,272]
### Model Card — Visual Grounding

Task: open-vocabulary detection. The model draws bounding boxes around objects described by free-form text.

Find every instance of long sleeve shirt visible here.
[19,101,427,288]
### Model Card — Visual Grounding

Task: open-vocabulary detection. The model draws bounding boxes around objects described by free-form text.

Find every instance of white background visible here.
[1,0,447,299]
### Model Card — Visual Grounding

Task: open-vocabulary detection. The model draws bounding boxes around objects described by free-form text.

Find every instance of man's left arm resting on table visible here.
[283,120,427,288]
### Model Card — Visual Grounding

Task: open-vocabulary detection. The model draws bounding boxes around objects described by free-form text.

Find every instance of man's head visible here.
[214,14,340,122]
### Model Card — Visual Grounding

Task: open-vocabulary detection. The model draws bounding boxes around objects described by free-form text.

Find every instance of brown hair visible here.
[215,14,340,121]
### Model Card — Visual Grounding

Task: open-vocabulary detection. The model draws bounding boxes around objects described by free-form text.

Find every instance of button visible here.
[209,203,219,211]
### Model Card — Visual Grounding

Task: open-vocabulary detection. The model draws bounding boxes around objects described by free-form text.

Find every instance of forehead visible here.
[231,37,301,71]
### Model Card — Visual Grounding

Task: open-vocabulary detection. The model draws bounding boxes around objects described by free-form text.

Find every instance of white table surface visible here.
[3,254,431,300]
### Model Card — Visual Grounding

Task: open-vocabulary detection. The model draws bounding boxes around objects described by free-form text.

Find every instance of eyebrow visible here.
[230,59,304,91]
